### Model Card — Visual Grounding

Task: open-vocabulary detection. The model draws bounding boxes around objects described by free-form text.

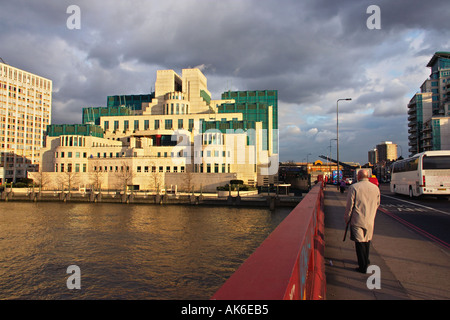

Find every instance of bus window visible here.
[423,156,450,170]
[408,158,419,171]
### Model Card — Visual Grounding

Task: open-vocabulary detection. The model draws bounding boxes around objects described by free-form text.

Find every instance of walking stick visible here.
[343,207,353,241]
[343,222,349,241]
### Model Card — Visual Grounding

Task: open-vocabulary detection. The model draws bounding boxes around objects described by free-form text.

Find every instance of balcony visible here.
[407,107,416,115]
[423,140,433,148]
[421,130,432,139]
[407,101,417,109]
[164,91,186,101]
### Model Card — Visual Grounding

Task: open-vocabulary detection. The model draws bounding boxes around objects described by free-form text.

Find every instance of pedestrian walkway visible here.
[323,186,450,300]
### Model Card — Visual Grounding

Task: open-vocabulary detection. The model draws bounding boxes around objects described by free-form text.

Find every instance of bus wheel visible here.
[409,187,414,198]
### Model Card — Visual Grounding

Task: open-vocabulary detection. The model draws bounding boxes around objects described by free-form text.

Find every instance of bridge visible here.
[318,155,361,169]
[212,182,450,300]
[318,155,372,181]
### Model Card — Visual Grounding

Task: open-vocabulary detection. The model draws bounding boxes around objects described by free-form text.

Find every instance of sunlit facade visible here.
[376,141,397,162]
[0,61,52,183]
[34,68,278,192]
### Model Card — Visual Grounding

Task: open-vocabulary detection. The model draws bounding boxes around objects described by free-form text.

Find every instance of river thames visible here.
[0,201,291,299]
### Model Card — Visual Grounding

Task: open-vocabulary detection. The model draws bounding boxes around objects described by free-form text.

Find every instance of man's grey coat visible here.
[344,178,380,242]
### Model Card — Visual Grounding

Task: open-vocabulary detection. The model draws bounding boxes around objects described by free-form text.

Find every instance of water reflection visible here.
[0,202,290,299]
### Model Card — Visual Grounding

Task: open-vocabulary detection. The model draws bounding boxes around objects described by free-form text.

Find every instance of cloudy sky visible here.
[1,0,449,164]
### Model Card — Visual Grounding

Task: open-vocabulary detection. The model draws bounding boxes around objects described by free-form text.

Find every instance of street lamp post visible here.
[336,98,352,188]
[329,138,337,181]
[306,153,312,190]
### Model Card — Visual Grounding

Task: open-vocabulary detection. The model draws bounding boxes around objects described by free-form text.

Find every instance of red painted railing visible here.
[212,183,325,300]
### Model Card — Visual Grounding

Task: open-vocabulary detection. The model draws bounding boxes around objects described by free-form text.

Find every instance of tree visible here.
[62,170,79,193]
[183,165,194,193]
[149,164,163,194]
[89,160,104,192]
[29,170,50,192]
[115,161,134,193]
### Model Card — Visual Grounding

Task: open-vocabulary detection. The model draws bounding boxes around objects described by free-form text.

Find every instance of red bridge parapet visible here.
[212,183,326,300]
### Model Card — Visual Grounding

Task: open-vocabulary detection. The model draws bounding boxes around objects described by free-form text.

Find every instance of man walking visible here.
[344,169,380,273]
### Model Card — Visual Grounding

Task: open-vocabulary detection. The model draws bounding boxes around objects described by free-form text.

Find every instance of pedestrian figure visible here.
[343,169,380,273]
[340,179,346,193]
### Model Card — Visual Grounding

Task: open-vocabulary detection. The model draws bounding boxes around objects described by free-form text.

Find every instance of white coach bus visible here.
[390,150,450,198]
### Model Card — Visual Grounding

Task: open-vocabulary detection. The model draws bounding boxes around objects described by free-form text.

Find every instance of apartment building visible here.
[376,141,398,162]
[368,148,377,164]
[0,61,52,183]
[408,52,450,156]
[33,68,278,192]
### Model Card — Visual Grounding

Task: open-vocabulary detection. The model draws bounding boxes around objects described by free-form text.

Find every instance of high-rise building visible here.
[422,117,450,151]
[0,61,52,183]
[368,148,377,164]
[427,52,450,116]
[34,68,278,191]
[408,80,433,155]
[376,141,397,162]
[408,52,450,156]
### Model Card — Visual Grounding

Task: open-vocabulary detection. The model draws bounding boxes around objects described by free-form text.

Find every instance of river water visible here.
[0,201,291,300]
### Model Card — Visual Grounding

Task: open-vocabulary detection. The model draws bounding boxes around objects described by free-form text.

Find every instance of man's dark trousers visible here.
[355,241,371,273]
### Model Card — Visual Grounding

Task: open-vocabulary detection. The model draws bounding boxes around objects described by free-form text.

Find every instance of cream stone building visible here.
[32,68,278,192]
[376,141,398,162]
[1,61,52,183]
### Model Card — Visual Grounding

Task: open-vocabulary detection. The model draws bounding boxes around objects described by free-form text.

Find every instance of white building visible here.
[32,68,278,192]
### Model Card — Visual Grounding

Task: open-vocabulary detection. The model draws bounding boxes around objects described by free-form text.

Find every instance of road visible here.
[378,183,450,250]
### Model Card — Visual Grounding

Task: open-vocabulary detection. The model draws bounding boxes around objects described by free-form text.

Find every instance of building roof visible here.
[426,52,450,68]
